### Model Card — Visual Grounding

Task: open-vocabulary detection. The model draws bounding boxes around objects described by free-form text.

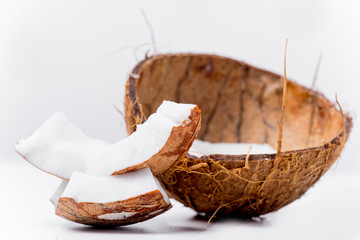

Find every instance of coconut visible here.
[15,101,200,179]
[124,53,352,217]
[56,168,171,226]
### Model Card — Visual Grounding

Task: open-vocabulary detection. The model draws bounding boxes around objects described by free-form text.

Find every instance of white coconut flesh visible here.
[61,168,170,204]
[14,111,107,179]
[57,168,171,222]
[189,139,275,157]
[14,101,196,179]
[50,180,68,207]
[86,101,196,176]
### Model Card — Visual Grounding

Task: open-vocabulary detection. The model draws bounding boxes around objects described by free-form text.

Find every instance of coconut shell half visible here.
[124,53,352,217]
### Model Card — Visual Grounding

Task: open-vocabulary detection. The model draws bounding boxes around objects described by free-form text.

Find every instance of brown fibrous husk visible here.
[124,53,352,217]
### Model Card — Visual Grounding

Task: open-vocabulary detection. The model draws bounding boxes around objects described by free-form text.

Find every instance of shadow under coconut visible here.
[71,224,206,234]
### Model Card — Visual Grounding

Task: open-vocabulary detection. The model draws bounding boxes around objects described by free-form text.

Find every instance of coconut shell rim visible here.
[125,53,353,162]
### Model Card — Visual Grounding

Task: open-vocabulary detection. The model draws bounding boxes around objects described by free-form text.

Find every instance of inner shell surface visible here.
[135,54,343,151]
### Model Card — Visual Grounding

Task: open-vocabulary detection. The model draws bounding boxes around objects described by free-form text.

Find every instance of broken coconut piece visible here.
[87,101,201,176]
[14,112,107,179]
[56,168,171,226]
[14,101,201,179]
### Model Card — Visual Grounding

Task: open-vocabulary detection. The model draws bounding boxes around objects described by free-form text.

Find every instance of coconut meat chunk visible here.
[86,101,199,176]
[56,168,171,226]
[14,101,200,178]
[14,112,108,179]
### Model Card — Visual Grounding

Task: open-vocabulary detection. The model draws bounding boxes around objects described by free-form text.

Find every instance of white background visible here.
[1,0,359,239]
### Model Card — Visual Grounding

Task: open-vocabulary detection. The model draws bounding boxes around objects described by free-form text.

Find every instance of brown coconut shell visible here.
[124,53,352,217]
[56,189,171,226]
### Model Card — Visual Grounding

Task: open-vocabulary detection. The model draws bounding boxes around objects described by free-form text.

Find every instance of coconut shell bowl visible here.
[124,53,352,218]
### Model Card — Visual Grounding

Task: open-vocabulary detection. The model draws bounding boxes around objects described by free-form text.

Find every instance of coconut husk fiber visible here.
[124,53,352,217]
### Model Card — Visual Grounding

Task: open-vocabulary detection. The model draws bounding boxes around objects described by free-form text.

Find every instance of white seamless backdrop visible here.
[1,1,360,240]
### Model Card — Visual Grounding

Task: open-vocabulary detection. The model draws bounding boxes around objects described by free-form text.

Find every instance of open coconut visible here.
[15,101,201,179]
[124,53,352,217]
[56,168,171,226]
